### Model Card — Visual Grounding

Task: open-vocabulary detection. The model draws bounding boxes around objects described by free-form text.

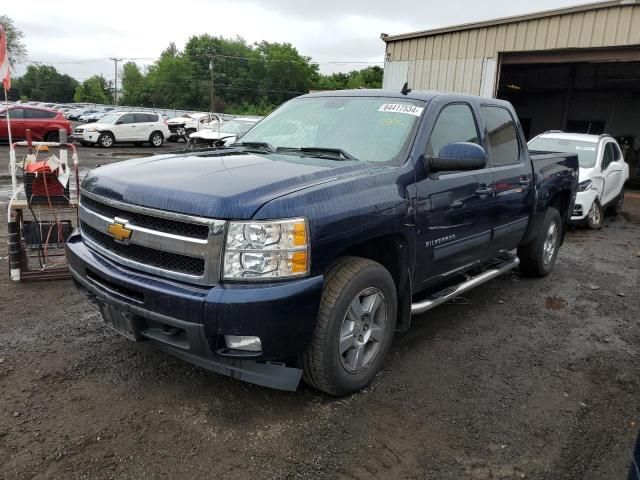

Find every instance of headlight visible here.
[223,218,309,280]
[577,179,592,192]
[86,126,97,132]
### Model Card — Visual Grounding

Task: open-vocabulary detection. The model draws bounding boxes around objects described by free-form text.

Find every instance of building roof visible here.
[382,1,630,43]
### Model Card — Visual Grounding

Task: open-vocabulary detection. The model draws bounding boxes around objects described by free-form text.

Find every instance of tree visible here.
[0,15,27,67]
[315,66,383,91]
[145,52,197,109]
[74,75,110,103]
[248,41,319,105]
[13,65,78,102]
[121,61,146,106]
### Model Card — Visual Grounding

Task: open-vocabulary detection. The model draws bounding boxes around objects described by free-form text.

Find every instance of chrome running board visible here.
[411,254,520,315]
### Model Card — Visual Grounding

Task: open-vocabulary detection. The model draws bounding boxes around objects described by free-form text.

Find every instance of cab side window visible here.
[481,106,520,166]
[426,104,480,157]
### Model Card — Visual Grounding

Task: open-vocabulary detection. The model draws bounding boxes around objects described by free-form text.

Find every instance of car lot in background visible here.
[73,111,170,147]
[529,132,630,228]
[0,105,72,142]
[188,117,260,146]
[167,112,223,141]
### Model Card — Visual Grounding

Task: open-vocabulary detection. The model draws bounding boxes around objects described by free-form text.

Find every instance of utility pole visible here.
[209,58,215,113]
[110,57,122,106]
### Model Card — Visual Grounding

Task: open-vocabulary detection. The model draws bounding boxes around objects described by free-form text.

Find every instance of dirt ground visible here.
[0,158,639,479]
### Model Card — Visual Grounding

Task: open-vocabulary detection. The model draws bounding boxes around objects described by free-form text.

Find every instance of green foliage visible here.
[144,48,198,109]
[74,75,110,104]
[5,23,384,111]
[12,65,78,102]
[121,62,146,106]
[226,97,277,116]
[0,15,27,67]
[315,66,383,90]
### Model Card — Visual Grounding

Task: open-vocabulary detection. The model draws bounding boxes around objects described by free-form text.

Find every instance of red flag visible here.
[0,26,10,91]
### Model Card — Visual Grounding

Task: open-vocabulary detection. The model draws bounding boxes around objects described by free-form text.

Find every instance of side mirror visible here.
[428,142,487,173]
[115,120,123,125]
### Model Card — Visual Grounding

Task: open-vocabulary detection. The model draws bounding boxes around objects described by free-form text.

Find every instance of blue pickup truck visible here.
[66,89,578,396]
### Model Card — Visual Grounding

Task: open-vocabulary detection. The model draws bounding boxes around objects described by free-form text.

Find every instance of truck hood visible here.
[81,151,383,219]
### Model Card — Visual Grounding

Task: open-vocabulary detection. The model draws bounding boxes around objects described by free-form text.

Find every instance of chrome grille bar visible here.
[79,190,226,286]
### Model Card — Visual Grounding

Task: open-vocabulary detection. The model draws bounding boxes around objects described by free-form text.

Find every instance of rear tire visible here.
[302,257,397,396]
[608,188,625,215]
[518,207,562,277]
[44,131,60,143]
[586,200,603,229]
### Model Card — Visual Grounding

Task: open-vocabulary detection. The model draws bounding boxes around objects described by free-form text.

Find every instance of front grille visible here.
[81,196,210,239]
[81,222,205,276]
[168,125,183,133]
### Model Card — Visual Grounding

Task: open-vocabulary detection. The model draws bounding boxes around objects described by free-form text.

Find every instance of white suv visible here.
[74,111,171,148]
[528,132,629,228]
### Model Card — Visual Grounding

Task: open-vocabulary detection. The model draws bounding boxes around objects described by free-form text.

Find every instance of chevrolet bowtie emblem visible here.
[107,221,132,242]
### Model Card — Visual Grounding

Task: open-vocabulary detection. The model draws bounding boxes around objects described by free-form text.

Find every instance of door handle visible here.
[451,200,465,208]
[475,186,493,197]
[519,178,531,186]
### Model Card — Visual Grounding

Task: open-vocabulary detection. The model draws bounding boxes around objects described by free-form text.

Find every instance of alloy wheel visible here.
[338,287,387,373]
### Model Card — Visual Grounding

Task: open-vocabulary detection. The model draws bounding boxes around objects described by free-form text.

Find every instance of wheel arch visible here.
[334,233,412,332]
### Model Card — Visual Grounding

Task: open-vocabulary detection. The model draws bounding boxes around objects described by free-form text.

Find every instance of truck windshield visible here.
[239,96,425,164]
[528,137,598,168]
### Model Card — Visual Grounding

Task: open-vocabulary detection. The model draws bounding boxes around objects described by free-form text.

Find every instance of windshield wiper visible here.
[235,141,276,153]
[277,146,359,161]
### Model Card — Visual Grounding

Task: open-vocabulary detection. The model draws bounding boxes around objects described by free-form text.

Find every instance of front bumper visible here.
[74,131,99,144]
[66,233,324,390]
[570,189,598,221]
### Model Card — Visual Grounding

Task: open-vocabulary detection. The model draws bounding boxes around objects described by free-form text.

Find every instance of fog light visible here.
[224,335,262,352]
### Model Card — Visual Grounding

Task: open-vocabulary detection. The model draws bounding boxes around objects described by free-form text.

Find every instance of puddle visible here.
[545,296,568,310]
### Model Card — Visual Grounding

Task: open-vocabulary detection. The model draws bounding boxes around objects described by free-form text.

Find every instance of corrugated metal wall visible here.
[384,4,640,94]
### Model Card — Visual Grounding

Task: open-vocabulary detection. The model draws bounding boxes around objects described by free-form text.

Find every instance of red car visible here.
[0,106,72,143]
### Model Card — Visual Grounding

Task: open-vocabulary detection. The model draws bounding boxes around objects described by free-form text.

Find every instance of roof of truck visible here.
[301,89,520,106]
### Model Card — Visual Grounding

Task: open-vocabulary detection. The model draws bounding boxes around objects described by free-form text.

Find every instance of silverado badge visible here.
[106,221,132,243]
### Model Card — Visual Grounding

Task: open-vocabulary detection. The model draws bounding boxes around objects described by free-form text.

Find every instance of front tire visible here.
[98,132,114,148]
[587,200,603,229]
[518,207,562,277]
[149,131,164,147]
[302,257,397,396]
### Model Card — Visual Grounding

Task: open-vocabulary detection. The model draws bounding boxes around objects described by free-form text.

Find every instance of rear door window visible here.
[135,113,157,123]
[481,106,520,166]
[24,109,56,119]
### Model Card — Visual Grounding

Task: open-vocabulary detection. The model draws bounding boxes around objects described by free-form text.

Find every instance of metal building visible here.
[382,1,640,170]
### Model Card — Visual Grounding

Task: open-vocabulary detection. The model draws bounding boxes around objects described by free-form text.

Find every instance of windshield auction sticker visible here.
[378,103,424,117]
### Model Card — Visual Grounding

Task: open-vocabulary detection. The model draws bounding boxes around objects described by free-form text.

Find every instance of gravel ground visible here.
[0,157,639,479]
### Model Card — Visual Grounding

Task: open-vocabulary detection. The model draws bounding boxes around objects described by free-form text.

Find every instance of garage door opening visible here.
[496,50,640,183]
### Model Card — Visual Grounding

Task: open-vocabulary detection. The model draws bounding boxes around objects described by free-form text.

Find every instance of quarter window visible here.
[482,106,520,165]
[426,104,480,157]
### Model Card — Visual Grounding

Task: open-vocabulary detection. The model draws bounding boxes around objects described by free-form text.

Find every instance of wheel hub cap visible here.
[339,287,387,373]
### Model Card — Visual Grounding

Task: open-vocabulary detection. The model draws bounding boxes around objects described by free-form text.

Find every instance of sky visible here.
[6,0,593,82]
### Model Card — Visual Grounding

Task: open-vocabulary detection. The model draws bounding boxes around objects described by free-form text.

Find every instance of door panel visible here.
[601,142,624,206]
[481,105,533,253]
[414,102,494,285]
